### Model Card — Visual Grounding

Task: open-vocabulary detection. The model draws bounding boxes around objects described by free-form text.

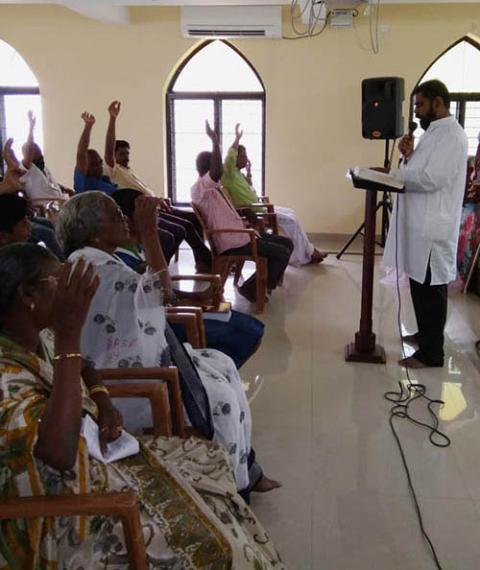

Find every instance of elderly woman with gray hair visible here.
[56,190,280,496]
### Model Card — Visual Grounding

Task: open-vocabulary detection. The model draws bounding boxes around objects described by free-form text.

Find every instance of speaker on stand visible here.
[337,77,405,260]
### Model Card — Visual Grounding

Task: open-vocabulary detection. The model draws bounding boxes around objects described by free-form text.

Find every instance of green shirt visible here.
[221,147,258,206]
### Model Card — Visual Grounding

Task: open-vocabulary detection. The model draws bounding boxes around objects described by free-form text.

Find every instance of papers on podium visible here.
[349,167,405,193]
[81,414,140,464]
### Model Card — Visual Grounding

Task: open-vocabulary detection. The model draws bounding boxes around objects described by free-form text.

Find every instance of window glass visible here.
[422,41,480,93]
[222,99,263,192]
[172,41,263,93]
[0,39,38,87]
[168,41,265,203]
[173,99,214,203]
[4,94,43,158]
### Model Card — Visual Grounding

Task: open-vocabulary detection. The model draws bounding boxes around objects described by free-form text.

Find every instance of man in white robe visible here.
[383,80,468,368]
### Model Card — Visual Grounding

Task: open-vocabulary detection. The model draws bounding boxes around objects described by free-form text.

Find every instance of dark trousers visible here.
[224,234,293,290]
[158,211,211,267]
[158,229,177,264]
[409,265,448,366]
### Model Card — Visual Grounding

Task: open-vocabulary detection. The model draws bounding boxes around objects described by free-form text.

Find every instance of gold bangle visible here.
[53,352,82,361]
[89,385,110,397]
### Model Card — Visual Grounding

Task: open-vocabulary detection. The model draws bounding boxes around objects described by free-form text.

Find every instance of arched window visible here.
[0,38,42,175]
[166,40,265,204]
[417,37,480,155]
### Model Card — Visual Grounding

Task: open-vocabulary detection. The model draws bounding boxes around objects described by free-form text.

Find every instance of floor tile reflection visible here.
[174,237,480,570]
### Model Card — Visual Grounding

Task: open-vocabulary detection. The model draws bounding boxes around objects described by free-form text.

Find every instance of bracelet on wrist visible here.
[53,352,82,361]
[89,385,110,397]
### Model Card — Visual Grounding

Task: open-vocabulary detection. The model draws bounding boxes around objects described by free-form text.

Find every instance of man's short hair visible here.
[112,188,141,219]
[0,194,28,233]
[115,139,130,152]
[196,151,212,176]
[413,79,451,108]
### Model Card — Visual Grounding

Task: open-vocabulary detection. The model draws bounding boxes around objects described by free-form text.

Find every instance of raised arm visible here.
[34,259,100,471]
[0,139,25,195]
[231,122,243,150]
[22,110,36,169]
[205,120,223,182]
[76,112,96,175]
[134,196,173,297]
[104,100,121,169]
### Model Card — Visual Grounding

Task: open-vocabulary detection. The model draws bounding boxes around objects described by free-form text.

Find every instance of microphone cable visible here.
[383,192,451,570]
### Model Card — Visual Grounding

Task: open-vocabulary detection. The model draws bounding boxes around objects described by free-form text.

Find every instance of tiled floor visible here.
[174,234,480,570]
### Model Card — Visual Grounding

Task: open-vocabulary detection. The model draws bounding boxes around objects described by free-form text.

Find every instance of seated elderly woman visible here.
[56,191,280,496]
[112,188,265,369]
[0,243,284,568]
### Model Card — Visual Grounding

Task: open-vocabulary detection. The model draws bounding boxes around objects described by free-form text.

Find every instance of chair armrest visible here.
[170,274,223,307]
[107,382,171,437]
[166,310,204,349]
[251,203,274,212]
[167,306,207,348]
[0,492,147,570]
[100,367,184,438]
[206,228,258,255]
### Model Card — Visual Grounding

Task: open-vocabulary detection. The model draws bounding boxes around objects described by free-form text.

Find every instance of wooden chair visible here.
[0,492,147,570]
[171,273,224,311]
[192,204,267,314]
[166,306,207,349]
[222,189,279,236]
[101,366,185,439]
[0,374,183,570]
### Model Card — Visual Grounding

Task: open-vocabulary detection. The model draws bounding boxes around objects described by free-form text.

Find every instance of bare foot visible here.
[252,475,282,493]
[309,249,328,264]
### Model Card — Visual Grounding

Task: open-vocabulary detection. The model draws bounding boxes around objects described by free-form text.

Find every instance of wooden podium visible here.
[345,170,404,364]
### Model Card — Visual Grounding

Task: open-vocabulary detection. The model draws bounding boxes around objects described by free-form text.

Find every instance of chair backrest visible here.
[191,203,221,255]
[166,308,207,349]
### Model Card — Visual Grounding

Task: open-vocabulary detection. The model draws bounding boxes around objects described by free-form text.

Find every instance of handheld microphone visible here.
[399,122,418,166]
[408,121,418,137]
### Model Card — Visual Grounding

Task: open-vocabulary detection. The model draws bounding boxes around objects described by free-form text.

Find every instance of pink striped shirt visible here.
[191,173,250,254]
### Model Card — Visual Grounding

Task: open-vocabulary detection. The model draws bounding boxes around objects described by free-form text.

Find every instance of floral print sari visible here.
[0,332,285,569]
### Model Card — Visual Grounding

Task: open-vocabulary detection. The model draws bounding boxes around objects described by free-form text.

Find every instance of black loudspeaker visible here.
[362,77,405,140]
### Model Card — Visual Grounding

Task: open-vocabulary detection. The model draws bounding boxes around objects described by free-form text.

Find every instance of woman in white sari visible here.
[56,191,279,496]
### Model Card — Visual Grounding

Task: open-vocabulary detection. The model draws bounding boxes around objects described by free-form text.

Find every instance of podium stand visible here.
[345,172,404,364]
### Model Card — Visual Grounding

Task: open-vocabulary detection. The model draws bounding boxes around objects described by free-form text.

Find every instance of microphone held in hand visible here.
[408,121,418,136]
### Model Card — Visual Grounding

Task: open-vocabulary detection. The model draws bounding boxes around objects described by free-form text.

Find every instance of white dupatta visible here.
[69,247,169,369]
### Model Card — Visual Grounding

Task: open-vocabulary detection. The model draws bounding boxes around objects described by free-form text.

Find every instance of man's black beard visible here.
[419,110,437,131]
[33,158,45,172]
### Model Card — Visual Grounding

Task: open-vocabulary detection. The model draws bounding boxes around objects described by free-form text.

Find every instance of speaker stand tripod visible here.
[336,139,393,260]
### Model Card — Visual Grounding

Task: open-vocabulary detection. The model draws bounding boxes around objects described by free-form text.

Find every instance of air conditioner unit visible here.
[181,6,282,39]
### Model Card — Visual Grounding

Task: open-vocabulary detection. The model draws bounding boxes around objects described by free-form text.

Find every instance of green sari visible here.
[0,332,285,569]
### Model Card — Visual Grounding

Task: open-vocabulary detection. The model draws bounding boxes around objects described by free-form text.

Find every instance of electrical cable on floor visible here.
[383,193,450,570]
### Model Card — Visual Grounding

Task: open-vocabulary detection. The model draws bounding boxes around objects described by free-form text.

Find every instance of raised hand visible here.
[81,112,96,126]
[51,259,99,342]
[134,195,159,239]
[205,120,218,143]
[234,122,243,143]
[3,138,21,169]
[27,110,36,130]
[108,100,121,118]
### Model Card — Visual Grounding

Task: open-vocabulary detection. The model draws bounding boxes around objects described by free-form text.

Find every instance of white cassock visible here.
[383,116,468,285]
